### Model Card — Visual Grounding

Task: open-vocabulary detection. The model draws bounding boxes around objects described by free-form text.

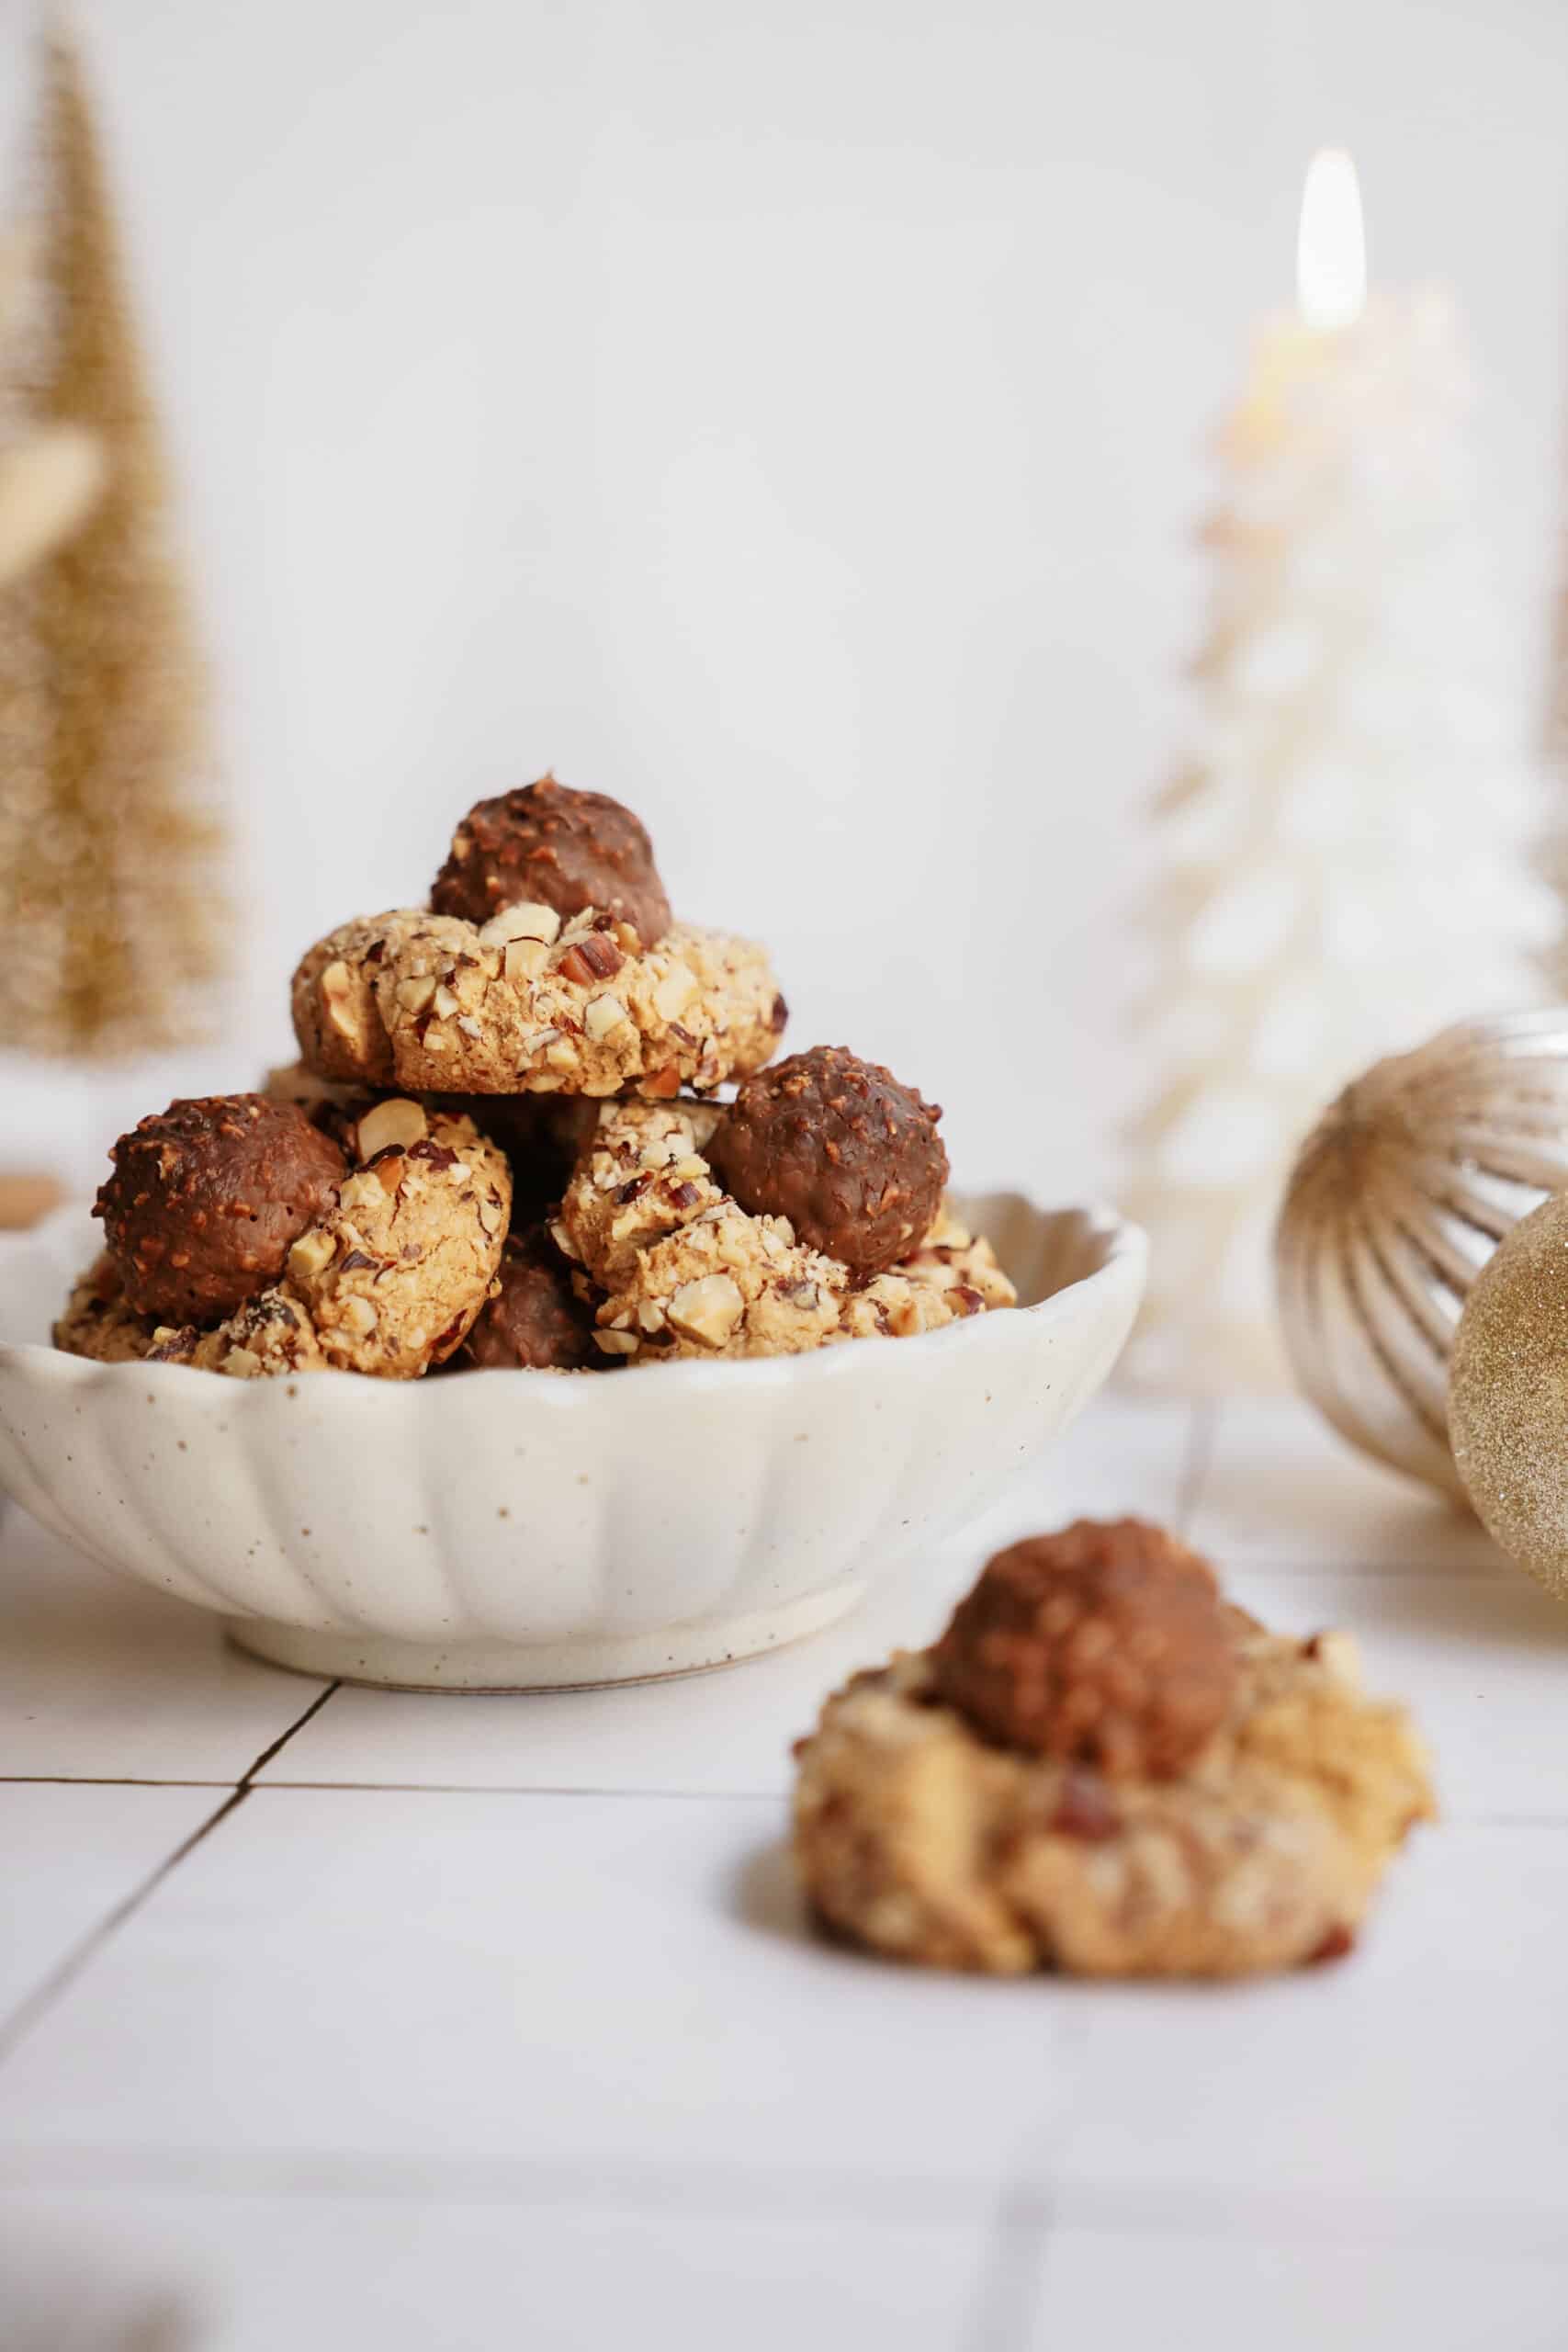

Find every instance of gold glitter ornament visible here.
[1275,1011,1568,1501]
[0,28,226,1059]
[1450,1193,1568,1599]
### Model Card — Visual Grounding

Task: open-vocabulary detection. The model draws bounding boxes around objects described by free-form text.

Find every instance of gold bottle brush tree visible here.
[0,26,226,1069]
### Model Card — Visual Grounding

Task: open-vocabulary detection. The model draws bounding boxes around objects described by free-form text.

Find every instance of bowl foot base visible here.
[223,1580,864,1692]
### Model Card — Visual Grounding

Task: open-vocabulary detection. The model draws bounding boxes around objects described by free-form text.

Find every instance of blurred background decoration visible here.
[0,25,224,1066]
[0,0,1562,1325]
[1275,1010,1568,1498]
[0,226,99,590]
[1126,153,1559,1390]
[0,18,225,1226]
[1540,422,1568,984]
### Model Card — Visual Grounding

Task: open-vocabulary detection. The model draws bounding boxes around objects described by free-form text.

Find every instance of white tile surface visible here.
[1031,2223,1568,2352]
[1001,1395,1198,1533]
[260,1396,1196,1794]
[0,1781,218,2020]
[6,1390,1567,2346]
[0,1510,326,1784]
[0,1787,1072,2188]
[262,1545,977,1797]
[1043,1827,1568,2211]
[1190,1397,1505,1573]
[1229,1566,1568,1822]
[0,2187,993,2352]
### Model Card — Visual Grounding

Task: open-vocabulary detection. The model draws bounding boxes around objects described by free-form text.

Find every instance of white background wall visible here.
[4,0,1567,1198]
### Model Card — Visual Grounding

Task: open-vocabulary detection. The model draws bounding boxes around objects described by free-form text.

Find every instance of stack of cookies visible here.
[56,778,1016,1380]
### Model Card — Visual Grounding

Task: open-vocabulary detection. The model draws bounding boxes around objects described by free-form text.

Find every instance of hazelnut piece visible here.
[653,965,698,1022]
[320,960,360,1043]
[353,1098,429,1162]
[666,1272,745,1347]
[478,901,562,950]
[288,1227,337,1283]
[584,994,629,1042]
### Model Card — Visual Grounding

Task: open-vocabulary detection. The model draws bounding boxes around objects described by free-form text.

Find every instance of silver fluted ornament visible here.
[1275,1010,1568,1500]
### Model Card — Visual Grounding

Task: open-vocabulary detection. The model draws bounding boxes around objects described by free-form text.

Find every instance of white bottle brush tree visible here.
[1125,243,1556,1390]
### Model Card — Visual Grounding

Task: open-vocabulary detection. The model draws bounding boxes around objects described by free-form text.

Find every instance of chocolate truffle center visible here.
[708,1045,948,1275]
[459,1224,600,1372]
[94,1094,346,1324]
[431,775,672,946]
[931,1519,1238,1780]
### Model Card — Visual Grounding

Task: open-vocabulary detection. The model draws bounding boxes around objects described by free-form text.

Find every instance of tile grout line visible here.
[0,1774,782,1800]
[967,1940,1106,2342]
[0,2138,1047,2233]
[0,1787,250,2068]
[7,2143,1568,2262]
[0,1680,340,2069]
[235,1680,341,1783]
[958,2018,1084,2350]
[1215,1561,1516,1578]
[958,2182,1053,2352]
[11,1779,1559,1829]
[247,1779,784,1801]
[0,1775,237,1788]
[1174,1398,1218,1535]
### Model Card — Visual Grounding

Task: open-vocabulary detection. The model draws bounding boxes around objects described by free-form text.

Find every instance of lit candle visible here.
[1126,150,1557,1392]
[1225,148,1381,459]
[1296,147,1367,332]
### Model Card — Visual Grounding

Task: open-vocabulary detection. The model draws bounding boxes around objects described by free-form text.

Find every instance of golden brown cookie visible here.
[290,907,786,1100]
[554,1097,1014,1362]
[264,1061,596,1225]
[793,1532,1434,1979]
[56,1102,510,1381]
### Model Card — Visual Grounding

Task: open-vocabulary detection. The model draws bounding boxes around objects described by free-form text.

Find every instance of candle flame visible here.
[1297,148,1366,331]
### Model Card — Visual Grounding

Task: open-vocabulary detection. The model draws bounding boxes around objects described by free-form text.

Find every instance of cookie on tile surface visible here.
[793,1521,1434,1978]
[554,1095,1014,1362]
[291,906,785,1100]
[57,1101,510,1382]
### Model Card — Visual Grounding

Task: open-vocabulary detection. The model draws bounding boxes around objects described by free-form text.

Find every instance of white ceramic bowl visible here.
[0,1194,1145,1690]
